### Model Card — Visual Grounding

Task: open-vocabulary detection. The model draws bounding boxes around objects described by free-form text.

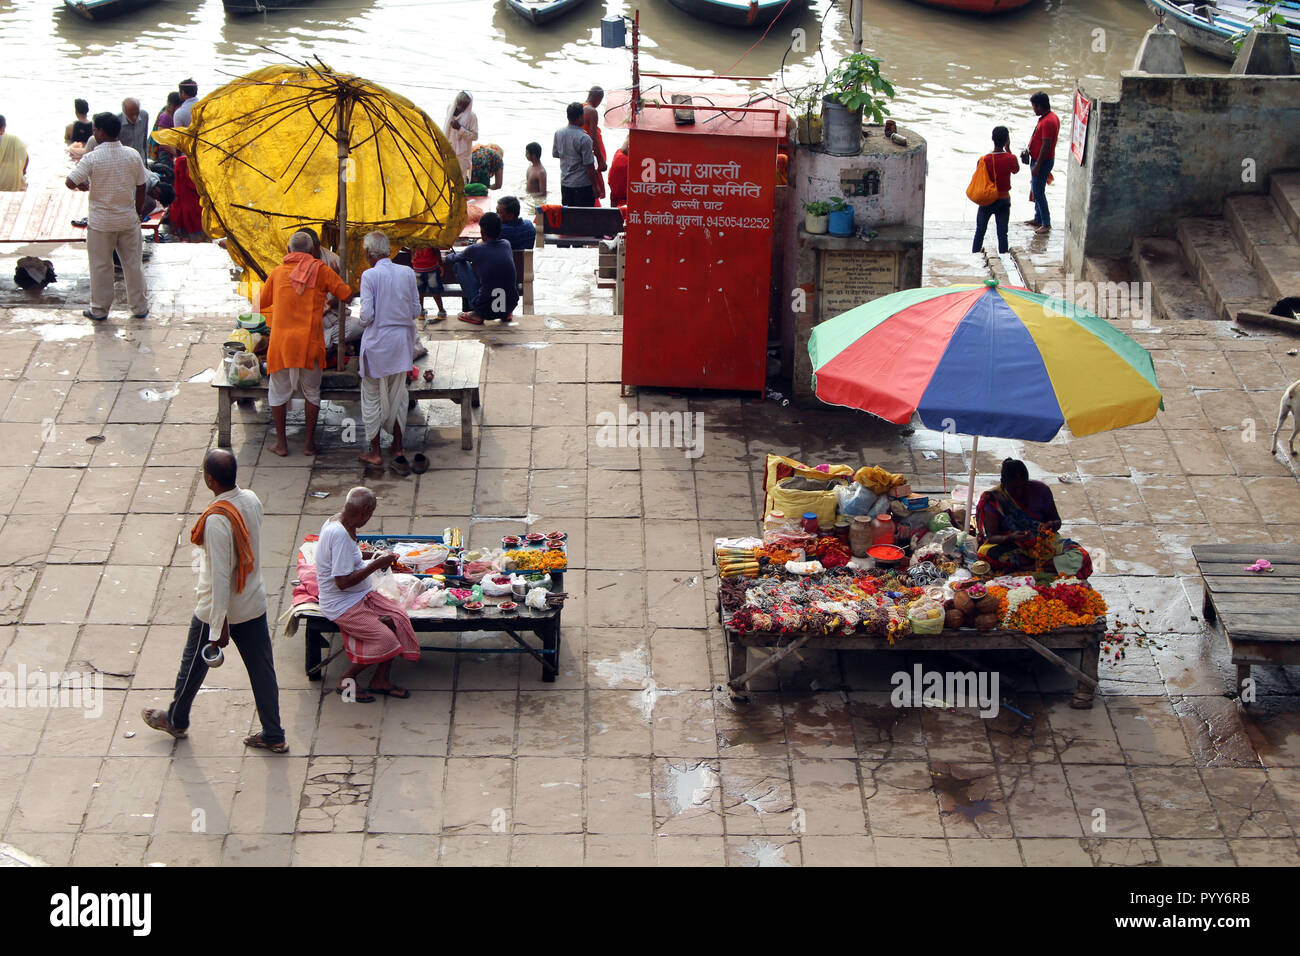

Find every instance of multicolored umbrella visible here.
[808,279,1162,528]
[809,279,1162,442]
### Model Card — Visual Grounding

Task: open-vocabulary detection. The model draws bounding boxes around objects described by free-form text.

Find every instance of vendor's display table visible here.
[722,604,1103,709]
[299,603,563,682]
[1192,543,1300,700]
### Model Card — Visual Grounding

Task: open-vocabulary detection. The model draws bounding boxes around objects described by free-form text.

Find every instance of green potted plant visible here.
[827,196,854,236]
[792,82,824,146]
[803,199,830,235]
[822,53,896,157]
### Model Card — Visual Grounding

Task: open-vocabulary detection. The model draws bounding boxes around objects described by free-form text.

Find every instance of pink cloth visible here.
[334,590,421,666]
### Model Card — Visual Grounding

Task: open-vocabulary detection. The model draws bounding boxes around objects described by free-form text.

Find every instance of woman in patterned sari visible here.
[977,458,1091,578]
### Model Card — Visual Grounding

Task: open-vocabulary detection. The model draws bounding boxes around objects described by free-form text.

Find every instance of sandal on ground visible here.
[367,685,410,699]
[391,455,411,477]
[336,686,376,703]
[1034,225,1051,235]
[83,309,107,321]
[243,733,289,753]
[457,312,484,325]
[141,708,187,739]
[411,453,429,474]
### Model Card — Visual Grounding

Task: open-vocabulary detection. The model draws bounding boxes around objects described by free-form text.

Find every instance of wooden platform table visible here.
[1192,543,1300,700]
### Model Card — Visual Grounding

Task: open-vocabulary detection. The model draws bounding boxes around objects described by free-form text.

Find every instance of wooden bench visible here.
[1192,543,1300,700]
[213,339,485,450]
[534,206,625,248]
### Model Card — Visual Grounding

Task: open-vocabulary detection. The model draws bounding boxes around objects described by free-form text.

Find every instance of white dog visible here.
[1272,378,1300,457]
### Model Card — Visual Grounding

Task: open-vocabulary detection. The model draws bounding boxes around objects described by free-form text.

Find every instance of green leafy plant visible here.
[825,53,896,124]
[1230,3,1289,51]
[792,80,824,118]
[803,200,830,216]
[827,196,848,212]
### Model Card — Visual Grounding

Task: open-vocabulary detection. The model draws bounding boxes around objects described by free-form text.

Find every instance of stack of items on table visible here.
[222,313,269,387]
[714,455,1106,642]
[287,528,568,623]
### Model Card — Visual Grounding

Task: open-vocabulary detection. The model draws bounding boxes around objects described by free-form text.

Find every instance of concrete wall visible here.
[1066,72,1300,273]
[779,128,927,387]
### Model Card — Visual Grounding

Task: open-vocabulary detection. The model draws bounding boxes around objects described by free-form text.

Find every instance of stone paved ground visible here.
[0,228,1298,867]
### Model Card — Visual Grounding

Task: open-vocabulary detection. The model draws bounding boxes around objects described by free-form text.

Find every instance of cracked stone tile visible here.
[864,760,941,838]
[782,692,857,758]
[792,758,867,836]
[931,761,1013,839]
[986,693,1056,763]
[1228,838,1300,866]
[1106,696,1195,766]
[725,834,800,867]
[1131,767,1222,839]
[714,691,787,758]
[296,756,375,833]
[1000,763,1083,838]
[1170,695,1261,768]
[1152,839,1236,866]
[872,836,951,866]
[848,692,926,761]
[652,758,723,835]
[718,757,796,835]
[1200,767,1293,838]
[1063,764,1150,839]
[920,707,994,762]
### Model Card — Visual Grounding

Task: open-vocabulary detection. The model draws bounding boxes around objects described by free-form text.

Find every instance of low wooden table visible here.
[722,595,1104,708]
[1192,543,1300,700]
[299,602,564,683]
[213,338,485,450]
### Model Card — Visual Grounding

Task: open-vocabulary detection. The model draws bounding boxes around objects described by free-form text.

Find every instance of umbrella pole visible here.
[336,98,349,373]
[965,435,979,537]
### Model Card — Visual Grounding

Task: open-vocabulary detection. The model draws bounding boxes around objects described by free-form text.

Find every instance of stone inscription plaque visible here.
[819,250,899,318]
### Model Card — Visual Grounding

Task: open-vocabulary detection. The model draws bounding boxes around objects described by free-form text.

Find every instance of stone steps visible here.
[1132,237,1218,323]
[1223,193,1300,301]
[1271,170,1300,238]
[1175,217,1274,322]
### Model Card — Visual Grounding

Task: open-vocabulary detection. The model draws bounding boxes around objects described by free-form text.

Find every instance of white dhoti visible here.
[267,367,323,407]
[361,372,408,442]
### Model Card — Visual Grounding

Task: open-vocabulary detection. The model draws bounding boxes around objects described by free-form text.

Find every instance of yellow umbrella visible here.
[155,59,466,299]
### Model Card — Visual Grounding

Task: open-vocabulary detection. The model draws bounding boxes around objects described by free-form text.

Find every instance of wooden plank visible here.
[1195,561,1300,577]
[1194,544,1300,561]
[1204,576,1300,594]
[448,341,484,392]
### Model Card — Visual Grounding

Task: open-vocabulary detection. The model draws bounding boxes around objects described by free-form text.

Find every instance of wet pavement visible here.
[0,231,1298,867]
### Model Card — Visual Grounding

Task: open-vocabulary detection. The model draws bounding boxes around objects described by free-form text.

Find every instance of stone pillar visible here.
[1132,24,1186,74]
[1231,28,1297,76]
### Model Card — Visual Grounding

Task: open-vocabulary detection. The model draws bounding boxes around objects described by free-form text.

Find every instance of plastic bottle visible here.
[871,513,894,545]
[764,511,787,532]
[850,516,873,557]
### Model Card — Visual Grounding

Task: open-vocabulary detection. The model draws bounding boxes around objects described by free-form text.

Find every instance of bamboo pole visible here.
[336,92,349,372]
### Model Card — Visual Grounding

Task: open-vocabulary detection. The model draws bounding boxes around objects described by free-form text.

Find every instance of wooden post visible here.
[336,94,350,372]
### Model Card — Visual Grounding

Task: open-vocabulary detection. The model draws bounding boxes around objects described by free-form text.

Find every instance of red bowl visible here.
[867,544,905,563]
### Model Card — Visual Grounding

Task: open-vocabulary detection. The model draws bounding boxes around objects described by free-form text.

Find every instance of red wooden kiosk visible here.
[607,81,786,393]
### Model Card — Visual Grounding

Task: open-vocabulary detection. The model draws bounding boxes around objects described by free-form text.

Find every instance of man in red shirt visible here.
[972,126,1019,255]
[1023,92,1059,235]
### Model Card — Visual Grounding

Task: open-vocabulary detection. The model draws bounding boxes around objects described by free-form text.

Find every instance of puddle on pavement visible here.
[544,318,565,330]
[7,323,95,342]
[737,837,792,867]
[187,368,216,383]
[664,761,719,816]
[138,386,180,403]
[931,770,998,825]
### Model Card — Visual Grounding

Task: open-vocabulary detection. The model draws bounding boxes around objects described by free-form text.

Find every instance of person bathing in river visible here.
[65,98,92,147]
[977,457,1091,578]
[445,91,477,176]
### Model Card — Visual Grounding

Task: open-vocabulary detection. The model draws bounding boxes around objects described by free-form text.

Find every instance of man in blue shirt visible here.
[496,196,536,251]
[446,212,519,325]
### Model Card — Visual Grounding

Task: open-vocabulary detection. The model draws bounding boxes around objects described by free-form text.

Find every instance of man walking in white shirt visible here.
[65,112,149,321]
[142,449,286,752]
[357,231,421,469]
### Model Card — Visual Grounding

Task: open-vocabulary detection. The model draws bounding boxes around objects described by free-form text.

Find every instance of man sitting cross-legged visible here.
[315,487,420,702]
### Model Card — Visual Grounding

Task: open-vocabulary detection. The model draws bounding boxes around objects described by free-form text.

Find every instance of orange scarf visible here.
[284,251,323,296]
[191,499,255,594]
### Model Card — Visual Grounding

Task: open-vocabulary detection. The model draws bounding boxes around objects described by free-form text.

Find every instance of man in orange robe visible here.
[260,231,354,456]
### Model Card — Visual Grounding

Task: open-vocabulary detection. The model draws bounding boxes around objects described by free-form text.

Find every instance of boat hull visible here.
[906,0,1034,12]
[63,0,158,20]
[223,0,309,14]
[666,0,805,28]
[1142,0,1300,63]
[504,0,589,25]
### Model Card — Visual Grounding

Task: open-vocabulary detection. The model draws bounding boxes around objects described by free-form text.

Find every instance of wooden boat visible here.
[62,0,158,19]
[223,0,311,13]
[906,0,1033,11]
[1142,0,1300,63]
[666,0,807,28]
[503,0,588,25]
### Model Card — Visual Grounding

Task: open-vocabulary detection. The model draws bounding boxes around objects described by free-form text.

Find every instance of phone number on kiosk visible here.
[706,216,772,229]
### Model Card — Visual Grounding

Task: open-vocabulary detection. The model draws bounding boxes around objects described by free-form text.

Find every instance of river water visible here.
[3,0,1223,217]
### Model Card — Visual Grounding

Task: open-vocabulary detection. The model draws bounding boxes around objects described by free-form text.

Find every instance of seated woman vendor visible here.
[977,458,1092,578]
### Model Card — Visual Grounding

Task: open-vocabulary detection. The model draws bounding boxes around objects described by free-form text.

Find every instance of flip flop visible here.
[367,686,410,699]
[243,733,289,753]
[411,453,429,474]
[457,312,484,326]
[337,686,376,703]
[391,455,411,477]
[141,708,187,739]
